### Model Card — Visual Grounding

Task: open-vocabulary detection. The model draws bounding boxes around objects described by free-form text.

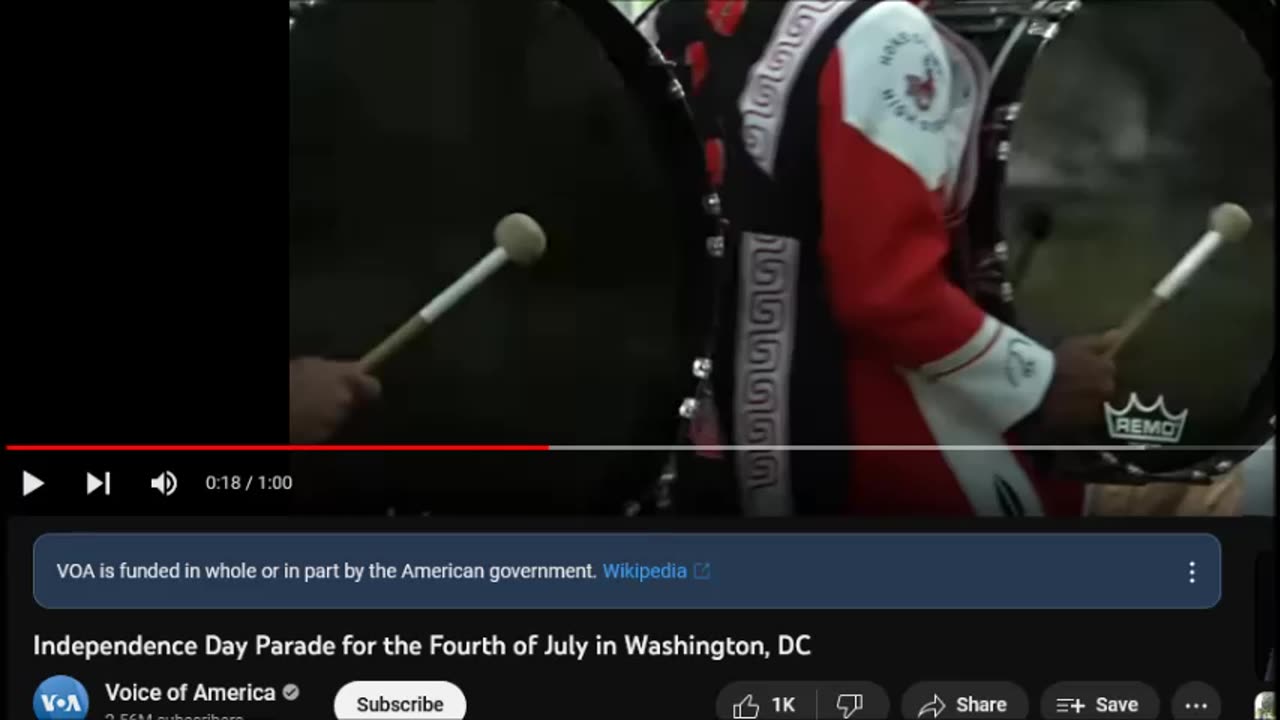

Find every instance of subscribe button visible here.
[333,681,466,719]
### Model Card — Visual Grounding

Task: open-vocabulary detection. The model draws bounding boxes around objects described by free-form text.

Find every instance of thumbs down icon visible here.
[836,693,864,718]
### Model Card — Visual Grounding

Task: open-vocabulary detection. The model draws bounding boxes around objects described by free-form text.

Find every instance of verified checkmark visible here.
[693,562,712,580]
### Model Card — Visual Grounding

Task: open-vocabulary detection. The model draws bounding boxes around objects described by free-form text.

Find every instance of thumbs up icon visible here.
[733,694,761,720]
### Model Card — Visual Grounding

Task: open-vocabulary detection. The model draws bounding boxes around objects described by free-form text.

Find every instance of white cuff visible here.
[918,315,1055,432]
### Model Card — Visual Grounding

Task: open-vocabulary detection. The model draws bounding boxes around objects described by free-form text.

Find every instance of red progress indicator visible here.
[4,445,551,452]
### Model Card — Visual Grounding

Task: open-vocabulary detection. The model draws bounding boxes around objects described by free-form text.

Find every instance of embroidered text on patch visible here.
[877,31,946,132]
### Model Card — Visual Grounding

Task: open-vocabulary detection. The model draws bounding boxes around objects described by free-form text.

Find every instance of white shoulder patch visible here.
[637,4,660,46]
[835,1,952,190]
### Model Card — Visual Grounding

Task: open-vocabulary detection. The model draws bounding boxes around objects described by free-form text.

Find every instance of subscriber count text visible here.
[32,532,1220,610]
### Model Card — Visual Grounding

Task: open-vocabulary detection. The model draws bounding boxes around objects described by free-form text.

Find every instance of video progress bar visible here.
[5,444,1272,452]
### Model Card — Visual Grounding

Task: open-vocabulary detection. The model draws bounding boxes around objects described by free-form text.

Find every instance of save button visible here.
[333,681,467,719]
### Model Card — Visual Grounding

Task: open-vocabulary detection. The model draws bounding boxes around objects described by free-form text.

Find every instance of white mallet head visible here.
[1209,202,1252,242]
[494,213,547,266]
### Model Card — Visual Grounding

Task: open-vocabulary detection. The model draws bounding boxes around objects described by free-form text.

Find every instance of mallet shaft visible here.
[358,247,509,372]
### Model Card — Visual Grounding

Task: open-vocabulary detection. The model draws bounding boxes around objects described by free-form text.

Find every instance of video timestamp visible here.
[205,475,293,491]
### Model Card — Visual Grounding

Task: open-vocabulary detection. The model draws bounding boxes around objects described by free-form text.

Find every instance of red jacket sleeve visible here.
[815,2,1055,431]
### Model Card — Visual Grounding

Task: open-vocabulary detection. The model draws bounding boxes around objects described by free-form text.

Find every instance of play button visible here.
[23,471,45,497]
[87,472,110,496]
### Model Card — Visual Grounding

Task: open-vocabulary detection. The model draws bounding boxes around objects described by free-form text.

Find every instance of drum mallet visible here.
[1103,202,1252,361]
[358,213,548,373]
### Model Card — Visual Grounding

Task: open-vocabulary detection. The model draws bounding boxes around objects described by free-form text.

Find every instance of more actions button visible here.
[901,681,1028,718]
[1041,681,1159,719]
[1170,681,1220,719]
[333,681,466,718]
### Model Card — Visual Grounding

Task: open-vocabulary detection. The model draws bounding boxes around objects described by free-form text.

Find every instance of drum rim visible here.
[288,0,729,503]
[556,0,729,447]
[943,0,1276,481]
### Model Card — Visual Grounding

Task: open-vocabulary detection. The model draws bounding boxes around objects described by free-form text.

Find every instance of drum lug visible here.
[995,140,1011,162]
[706,235,726,258]
[702,193,722,217]
[925,5,1013,35]
[994,241,1010,263]
[1124,463,1144,477]
[1044,0,1083,17]
[289,0,322,32]
[1027,19,1061,40]
[1101,452,1119,466]
[655,461,676,510]
[1190,470,1209,482]
[647,45,675,70]
[1000,281,1015,303]
[1213,460,1233,473]
[667,78,686,101]
[996,103,1021,124]
[679,397,699,419]
[692,357,713,379]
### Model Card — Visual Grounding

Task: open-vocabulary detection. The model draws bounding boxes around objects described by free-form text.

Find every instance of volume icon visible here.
[150,471,177,497]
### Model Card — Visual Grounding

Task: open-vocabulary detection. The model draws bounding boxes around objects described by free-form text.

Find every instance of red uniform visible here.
[645,0,1085,516]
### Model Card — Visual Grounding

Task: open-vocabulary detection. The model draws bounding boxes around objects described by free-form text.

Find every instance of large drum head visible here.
[1000,0,1274,475]
[289,0,712,511]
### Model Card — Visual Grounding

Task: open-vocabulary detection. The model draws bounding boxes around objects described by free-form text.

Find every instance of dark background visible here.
[3,2,281,446]
[1258,552,1275,681]
[5,516,1275,720]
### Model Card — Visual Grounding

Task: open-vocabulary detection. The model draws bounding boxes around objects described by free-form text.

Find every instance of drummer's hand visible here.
[289,357,382,443]
[1037,331,1120,431]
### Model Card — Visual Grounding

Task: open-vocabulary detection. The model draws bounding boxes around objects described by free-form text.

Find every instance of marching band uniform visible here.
[643,0,1085,516]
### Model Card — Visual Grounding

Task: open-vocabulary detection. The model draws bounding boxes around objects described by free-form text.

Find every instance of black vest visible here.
[653,1,883,514]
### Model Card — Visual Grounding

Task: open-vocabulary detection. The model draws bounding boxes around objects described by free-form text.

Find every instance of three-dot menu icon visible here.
[1171,680,1220,719]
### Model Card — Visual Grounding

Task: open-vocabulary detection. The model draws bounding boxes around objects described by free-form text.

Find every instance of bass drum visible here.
[935,0,1275,483]
[289,0,723,513]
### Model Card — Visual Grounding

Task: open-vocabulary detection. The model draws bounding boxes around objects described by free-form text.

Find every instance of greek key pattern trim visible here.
[734,232,801,516]
[739,1,853,176]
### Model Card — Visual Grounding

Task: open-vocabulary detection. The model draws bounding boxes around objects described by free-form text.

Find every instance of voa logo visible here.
[33,675,89,720]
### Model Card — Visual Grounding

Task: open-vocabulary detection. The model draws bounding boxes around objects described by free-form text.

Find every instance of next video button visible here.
[333,681,467,719]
